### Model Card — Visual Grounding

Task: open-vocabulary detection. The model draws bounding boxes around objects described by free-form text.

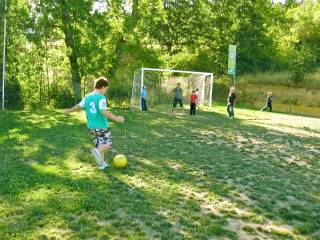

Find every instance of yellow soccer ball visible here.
[113,154,128,168]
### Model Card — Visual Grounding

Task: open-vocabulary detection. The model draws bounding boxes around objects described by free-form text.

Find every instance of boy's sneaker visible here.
[98,161,108,170]
[90,148,103,166]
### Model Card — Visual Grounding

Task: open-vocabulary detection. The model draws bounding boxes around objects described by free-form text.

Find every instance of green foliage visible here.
[108,84,131,107]
[289,0,320,64]
[171,49,215,72]
[49,82,76,108]
[1,0,319,109]
[289,45,317,87]
[3,76,23,109]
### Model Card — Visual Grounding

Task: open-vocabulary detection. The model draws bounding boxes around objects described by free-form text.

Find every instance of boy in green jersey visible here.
[64,77,124,169]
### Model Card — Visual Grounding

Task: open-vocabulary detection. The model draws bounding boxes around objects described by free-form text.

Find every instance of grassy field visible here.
[0,106,319,240]
[238,69,320,90]
[213,69,320,116]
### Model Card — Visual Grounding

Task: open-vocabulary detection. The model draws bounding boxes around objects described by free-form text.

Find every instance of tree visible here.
[27,0,94,101]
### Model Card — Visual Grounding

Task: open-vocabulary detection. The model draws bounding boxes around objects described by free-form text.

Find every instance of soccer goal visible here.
[130,68,214,111]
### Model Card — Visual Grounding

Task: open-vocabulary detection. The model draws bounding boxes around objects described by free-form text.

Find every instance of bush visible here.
[108,85,131,107]
[289,45,317,87]
[2,76,24,110]
[25,92,41,109]
[49,83,77,108]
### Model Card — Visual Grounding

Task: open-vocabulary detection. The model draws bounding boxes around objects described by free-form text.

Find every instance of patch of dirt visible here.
[170,163,183,170]
[227,218,295,240]
[134,218,160,239]
[227,219,255,240]
[97,219,113,226]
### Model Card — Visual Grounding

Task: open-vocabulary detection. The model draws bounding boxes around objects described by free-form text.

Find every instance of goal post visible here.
[130,68,214,111]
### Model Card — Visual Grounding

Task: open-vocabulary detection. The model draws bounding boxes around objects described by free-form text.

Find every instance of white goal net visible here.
[130,68,214,110]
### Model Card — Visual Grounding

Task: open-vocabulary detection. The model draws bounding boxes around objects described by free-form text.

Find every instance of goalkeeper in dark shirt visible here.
[261,92,273,112]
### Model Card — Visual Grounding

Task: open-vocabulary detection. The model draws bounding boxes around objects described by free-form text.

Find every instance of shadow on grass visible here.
[0,110,186,239]
[0,108,319,239]
[117,108,320,239]
[0,164,184,239]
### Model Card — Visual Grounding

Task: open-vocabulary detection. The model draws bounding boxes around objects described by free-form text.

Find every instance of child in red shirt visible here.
[190,90,198,115]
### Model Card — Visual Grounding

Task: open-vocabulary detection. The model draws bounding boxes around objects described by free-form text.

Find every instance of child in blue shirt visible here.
[64,77,124,169]
[141,86,148,111]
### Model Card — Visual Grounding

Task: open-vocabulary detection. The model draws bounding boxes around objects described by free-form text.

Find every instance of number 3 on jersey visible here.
[89,102,97,114]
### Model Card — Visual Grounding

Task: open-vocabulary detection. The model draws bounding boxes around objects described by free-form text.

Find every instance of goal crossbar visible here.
[142,67,213,76]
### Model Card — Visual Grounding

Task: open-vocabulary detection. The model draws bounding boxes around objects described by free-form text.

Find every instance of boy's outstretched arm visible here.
[101,109,125,123]
[64,104,81,114]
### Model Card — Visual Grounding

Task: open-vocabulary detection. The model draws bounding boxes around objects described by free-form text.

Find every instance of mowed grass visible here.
[0,106,319,240]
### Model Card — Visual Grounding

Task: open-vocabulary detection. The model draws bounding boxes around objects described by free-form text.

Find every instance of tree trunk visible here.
[61,4,81,101]
[68,53,81,101]
[45,39,49,104]
[289,85,293,113]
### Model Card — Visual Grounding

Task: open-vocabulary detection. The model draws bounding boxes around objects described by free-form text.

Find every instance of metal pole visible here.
[130,69,137,110]
[2,0,7,111]
[201,75,205,105]
[209,74,213,111]
[140,68,144,110]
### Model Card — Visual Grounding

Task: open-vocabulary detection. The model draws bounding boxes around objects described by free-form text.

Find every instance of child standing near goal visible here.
[172,83,184,113]
[64,77,124,169]
[141,86,148,111]
[227,87,236,118]
[190,90,198,115]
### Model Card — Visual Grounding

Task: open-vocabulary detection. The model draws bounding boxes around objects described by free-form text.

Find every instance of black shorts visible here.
[91,129,112,147]
[173,98,183,107]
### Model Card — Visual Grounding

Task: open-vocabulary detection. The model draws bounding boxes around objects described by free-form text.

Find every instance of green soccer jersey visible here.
[78,91,109,129]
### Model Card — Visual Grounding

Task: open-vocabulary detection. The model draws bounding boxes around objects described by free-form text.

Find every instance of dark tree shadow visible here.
[0,109,319,239]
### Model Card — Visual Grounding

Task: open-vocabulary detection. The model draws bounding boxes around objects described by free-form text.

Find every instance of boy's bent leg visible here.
[91,129,112,169]
[97,128,112,156]
[98,144,111,157]
[90,148,104,166]
[97,144,111,169]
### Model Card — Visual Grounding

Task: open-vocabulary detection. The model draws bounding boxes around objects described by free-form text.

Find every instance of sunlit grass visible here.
[216,69,320,112]
[0,107,319,239]
[239,69,320,89]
